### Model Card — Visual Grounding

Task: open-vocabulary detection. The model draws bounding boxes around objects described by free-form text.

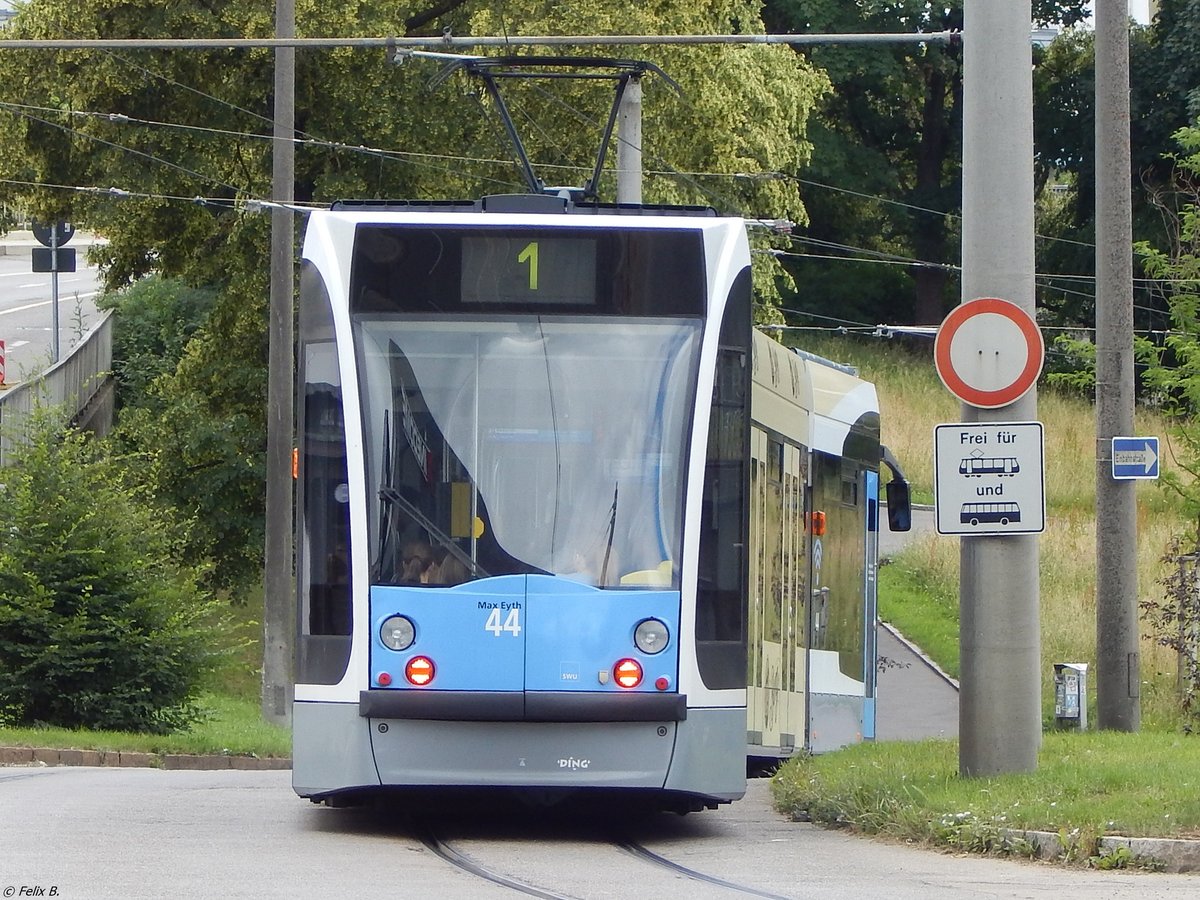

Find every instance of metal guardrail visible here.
[0,310,113,466]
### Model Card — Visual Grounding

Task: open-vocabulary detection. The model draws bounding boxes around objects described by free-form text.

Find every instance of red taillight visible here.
[377,671,393,687]
[614,658,643,689]
[406,656,436,686]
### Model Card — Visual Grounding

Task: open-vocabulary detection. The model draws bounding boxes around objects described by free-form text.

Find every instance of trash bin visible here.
[1053,663,1088,730]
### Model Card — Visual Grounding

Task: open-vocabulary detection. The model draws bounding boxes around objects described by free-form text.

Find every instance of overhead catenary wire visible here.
[0,99,526,201]
[0,32,941,219]
[0,28,1138,274]
[0,95,1129,261]
[10,92,1166,280]
[5,34,1187,320]
[8,162,1183,344]
[0,33,959,51]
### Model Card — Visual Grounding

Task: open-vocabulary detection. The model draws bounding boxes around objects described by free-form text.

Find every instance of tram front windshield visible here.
[355,317,700,589]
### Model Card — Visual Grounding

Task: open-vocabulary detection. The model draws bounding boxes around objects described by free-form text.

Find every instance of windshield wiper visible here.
[600,482,618,585]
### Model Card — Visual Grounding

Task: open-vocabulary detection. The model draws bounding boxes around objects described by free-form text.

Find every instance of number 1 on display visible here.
[518,241,538,291]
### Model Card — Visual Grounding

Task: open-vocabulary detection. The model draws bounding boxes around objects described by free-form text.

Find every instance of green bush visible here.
[109,272,267,591]
[97,274,217,412]
[0,418,224,733]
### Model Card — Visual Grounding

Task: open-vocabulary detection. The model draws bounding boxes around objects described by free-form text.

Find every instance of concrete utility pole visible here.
[262,0,296,728]
[616,76,643,204]
[1094,0,1140,731]
[958,0,1041,775]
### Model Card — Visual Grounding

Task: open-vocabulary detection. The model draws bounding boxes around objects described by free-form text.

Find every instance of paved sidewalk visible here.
[0,746,289,770]
[876,504,958,741]
[876,621,958,741]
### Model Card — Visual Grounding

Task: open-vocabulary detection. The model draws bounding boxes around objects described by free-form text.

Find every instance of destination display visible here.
[349,225,705,316]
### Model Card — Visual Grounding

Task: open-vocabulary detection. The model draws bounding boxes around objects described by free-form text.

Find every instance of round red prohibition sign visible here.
[934,297,1044,408]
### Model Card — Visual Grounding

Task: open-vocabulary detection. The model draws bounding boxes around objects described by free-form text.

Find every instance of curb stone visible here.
[1015,829,1200,874]
[0,746,290,771]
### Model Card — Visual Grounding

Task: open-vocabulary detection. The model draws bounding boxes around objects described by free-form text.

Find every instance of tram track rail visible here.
[615,838,793,900]
[417,820,795,899]
[417,825,575,899]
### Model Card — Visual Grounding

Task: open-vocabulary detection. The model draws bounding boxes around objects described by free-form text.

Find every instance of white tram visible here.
[292,194,910,810]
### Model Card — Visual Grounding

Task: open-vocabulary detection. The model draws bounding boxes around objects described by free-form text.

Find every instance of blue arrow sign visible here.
[1112,436,1159,480]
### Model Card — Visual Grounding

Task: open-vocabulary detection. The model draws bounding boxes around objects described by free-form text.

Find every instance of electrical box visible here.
[1053,662,1088,730]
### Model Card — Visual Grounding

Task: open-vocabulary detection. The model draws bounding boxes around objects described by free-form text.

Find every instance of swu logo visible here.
[557,757,590,769]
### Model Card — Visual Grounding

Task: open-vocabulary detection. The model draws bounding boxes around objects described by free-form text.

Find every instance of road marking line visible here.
[0,291,100,316]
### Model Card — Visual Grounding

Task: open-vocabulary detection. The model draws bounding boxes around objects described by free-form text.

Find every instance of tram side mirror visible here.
[886,479,912,532]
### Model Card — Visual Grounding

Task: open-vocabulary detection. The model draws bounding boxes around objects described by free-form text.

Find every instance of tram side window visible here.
[696,268,751,691]
[297,264,353,685]
[810,451,866,677]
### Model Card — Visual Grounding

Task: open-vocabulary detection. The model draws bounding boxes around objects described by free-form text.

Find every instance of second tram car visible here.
[292,194,911,810]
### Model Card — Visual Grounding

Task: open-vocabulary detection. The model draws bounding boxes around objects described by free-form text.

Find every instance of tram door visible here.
[807,451,871,752]
[862,469,880,739]
[747,432,807,755]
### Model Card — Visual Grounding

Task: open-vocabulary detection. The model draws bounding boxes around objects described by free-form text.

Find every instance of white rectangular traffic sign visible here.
[1111,436,1159,480]
[934,422,1045,535]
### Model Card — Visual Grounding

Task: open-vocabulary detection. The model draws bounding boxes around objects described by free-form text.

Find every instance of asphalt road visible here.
[0,237,104,383]
[3,767,1197,899]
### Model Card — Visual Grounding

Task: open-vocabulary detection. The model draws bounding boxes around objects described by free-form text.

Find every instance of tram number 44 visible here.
[485,607,522,637]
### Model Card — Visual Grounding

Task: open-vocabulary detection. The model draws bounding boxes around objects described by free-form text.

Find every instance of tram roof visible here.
[329,194,719,217]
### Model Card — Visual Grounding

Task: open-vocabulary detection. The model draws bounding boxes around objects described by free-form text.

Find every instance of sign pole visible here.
[49,222,60,364]
[958,0,1040,775]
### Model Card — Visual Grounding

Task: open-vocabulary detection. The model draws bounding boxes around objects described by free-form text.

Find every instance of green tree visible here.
[1033,2,1200,335]
[1139,125,1200,497]
[0,0,824,287]
[97,275,217,411]
[762,1,1089,325]
[1135,124,1200,723]
[0,417,222,733]
[0,0,827,590]
[111,256,270,591]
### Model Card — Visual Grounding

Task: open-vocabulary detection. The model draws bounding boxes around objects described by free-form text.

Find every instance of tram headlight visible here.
[380,615,416,651]
[634,618,669,655]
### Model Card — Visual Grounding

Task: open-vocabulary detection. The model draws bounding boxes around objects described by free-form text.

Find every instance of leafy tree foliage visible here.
[1135,126,1200,707]
[0,417,222,733]
[762,1,1088,325]
[0,0,826,590]
[0,0,824,286]
[113,267,270,590]
[1034,2,1200,335]
[1138,126,1200,490]
[97,275,217,410]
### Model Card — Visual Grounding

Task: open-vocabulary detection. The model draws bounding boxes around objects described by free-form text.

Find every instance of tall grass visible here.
[792,333,1192,728]
[773,731,1200,842]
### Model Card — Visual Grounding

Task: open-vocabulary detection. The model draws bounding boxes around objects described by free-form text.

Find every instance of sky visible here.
[1087,1,1153,24]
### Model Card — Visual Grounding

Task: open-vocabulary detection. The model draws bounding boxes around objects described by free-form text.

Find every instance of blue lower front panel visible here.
[293,576,747,801]
[369,575,680,697]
